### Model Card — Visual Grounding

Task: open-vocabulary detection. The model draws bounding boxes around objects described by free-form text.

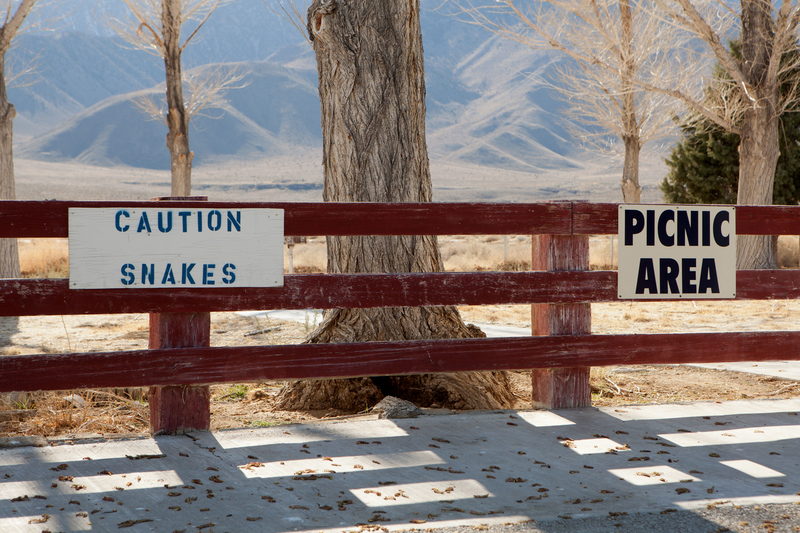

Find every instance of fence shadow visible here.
[2,400,799,532]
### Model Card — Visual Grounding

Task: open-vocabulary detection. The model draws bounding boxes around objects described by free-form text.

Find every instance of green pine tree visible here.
[662,41,800,206]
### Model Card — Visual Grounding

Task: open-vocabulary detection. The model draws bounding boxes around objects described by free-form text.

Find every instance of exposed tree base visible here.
[274,307,516,412]
[274,372,515,412]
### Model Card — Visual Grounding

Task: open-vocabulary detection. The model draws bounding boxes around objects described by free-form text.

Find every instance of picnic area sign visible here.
[69,207,284,289]
[618,205,736,299]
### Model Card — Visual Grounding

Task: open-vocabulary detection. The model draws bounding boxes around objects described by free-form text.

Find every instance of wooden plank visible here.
[0,201,573,238]
[531,233,591,409]
[5,269,800,317]
[2,331,799,392]
[0,271,618,316]
[573,203,800,236]
[9,201,800,238]
[572,203,618,235]
[149,312,211,435]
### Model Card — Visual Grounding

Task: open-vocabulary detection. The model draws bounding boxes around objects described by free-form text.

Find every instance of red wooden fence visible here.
[1,200,799,433]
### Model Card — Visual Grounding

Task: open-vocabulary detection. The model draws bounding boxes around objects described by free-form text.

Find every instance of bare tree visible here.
[113,0,233,196]
[274,0,514,412]
[452,0,702,203]
[0,0,35,278]
[636,0,800,269]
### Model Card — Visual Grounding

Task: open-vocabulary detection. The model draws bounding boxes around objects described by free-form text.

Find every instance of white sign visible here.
[618,205,736,299]
[69,208,284,289]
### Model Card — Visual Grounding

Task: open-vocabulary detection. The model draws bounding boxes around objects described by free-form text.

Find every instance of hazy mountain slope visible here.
[13,2,611,174]
[9,32,163,136]
[17,61,321,168]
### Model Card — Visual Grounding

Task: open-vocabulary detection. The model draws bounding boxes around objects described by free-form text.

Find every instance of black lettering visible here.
[646,210,655,246]
[659,258,680,294]
[635,258,658,294]
[699,258,721,293]
[658,210,675,247]
[681,258,697,294]
[702,211,711,246]
[677,211,698,246]
[713,211,730,247]
[625,210,645,246]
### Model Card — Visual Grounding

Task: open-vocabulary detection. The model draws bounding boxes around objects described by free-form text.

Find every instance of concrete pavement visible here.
[3,398,800,532]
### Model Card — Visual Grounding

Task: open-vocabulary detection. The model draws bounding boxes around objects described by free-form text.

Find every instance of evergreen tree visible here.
[662,41,800,206]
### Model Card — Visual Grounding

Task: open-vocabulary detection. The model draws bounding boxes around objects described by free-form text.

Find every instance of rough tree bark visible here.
[0,0,34,279]
[619,0,642,204]
[162,0,192,197]
[275,0,514,412]
[736,0,780,269]
[0,55,19,279]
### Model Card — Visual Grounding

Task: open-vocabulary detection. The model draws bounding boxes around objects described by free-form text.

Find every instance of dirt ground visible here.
[2,300,800,438]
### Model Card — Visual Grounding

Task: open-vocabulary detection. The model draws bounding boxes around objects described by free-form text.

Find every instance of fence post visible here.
[149,196,212,435]
[530,231,591,409]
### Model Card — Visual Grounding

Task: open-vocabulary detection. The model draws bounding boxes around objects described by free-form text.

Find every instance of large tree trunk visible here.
[736,0,780,269]
[275,0,513,412]
[0,53,20,279]
[162,0,192,197]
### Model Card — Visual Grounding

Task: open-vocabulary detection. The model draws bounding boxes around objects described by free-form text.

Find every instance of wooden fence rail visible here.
[1,200,799,433]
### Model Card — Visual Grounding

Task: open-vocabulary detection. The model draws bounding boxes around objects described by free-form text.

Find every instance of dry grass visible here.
[0,389,149,437]
[21,234,799,278]
[6,233,800,437]
[18,238,69,278]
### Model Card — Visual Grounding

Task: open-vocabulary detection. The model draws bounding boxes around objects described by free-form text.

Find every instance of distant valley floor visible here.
[14,151,668,204]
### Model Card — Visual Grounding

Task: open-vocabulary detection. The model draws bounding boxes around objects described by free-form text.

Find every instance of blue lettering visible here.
[115,210,130,232]
[203,263,216,285]
[208,210,222,231]
[157,211,173,233]
[137,212,152,233]
[121,263,135,285]
[142,263,155,285]
[197,211,203,232]
[182,263,196,284]
[222,263,236,284]
[161,263,176,284]
[178,211,191,232]
[227,211,241,232]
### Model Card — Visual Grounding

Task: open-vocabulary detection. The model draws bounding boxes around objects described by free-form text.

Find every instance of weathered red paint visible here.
[148,313,211,435]
[571,202,800,235]
[5,201,799,238]
[2,199,800,420]
[531,232,591,409]
[4,269,799,318]
[0,201,572,238]
[1,331,798,393]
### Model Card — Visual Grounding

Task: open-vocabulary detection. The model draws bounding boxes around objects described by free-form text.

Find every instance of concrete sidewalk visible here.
[2,398,800,532]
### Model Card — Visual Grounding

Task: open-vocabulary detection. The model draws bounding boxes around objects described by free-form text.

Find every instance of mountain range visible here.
[9,0,661,201]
